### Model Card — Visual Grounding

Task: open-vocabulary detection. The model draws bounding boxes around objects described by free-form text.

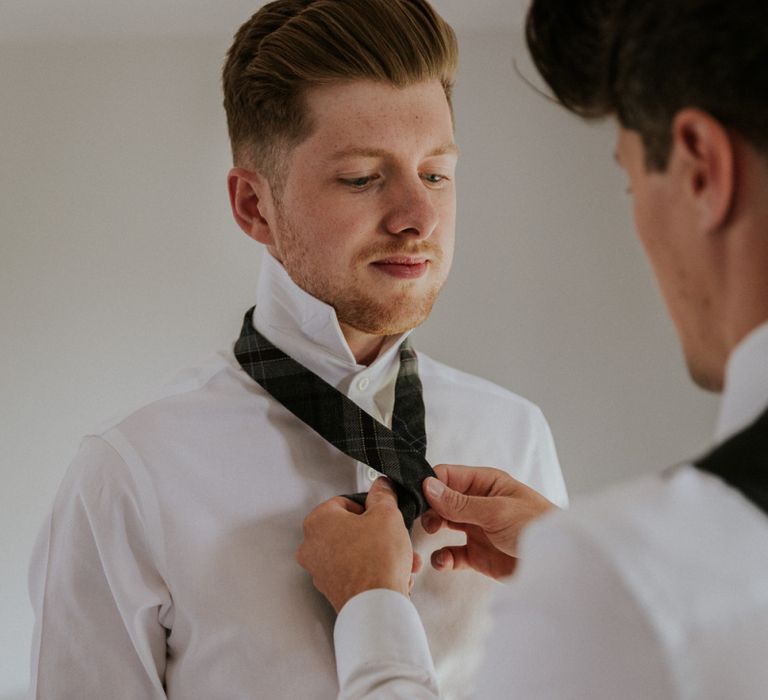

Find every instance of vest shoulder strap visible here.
[694,405,768,516]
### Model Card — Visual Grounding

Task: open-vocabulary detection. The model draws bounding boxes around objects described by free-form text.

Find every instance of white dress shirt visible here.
[27,253,567,700]
[334,321,768,699]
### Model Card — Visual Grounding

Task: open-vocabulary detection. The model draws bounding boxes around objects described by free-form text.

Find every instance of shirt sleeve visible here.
[333,515,677,699]
[334,589,440,700]
[522,406,569,509]
[28,436,171,699]
[474,516,676,699]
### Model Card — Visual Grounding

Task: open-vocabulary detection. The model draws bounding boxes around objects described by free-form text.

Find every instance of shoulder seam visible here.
[91,354,234,436]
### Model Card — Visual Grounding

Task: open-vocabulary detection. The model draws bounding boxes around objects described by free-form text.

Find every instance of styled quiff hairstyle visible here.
[222,0,458,184]
[526,0,768,171]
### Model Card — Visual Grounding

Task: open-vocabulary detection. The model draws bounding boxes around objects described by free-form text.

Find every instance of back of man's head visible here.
[525,0,768,171]
[222,0,458,187]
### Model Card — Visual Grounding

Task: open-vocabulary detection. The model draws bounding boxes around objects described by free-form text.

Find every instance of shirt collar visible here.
[251,252,411,394]
[715,319,768,442]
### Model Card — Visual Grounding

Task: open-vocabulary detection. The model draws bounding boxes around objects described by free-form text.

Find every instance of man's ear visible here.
[670,109,735,233]
[227,167,278,245]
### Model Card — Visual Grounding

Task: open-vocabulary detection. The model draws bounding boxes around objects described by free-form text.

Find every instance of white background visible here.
[0,2,718,696]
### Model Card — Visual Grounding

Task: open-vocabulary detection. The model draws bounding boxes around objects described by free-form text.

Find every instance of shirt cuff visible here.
[334,589,436,690]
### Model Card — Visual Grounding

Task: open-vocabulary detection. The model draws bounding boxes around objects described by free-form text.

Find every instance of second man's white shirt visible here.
[333,321,768,699]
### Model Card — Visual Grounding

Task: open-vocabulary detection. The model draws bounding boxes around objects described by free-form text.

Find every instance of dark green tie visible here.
[234,307,435,529]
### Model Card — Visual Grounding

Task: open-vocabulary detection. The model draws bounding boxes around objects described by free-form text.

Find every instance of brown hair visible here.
[222,0,458,185]
[525,0,768,171]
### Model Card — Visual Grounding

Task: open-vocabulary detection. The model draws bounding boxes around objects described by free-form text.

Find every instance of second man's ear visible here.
[227,167,278,246]
[671,109,735,235]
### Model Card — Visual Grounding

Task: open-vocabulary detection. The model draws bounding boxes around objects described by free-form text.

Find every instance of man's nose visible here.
[382,177,440,239]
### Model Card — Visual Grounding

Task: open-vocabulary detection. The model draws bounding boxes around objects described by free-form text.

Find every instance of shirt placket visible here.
[348,367,393,493]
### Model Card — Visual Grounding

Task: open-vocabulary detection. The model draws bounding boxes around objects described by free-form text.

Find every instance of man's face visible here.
[616,127,725,391]
[266,79,457,337]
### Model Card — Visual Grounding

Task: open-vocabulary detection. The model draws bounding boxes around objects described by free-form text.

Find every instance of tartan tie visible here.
[234,307,435,529]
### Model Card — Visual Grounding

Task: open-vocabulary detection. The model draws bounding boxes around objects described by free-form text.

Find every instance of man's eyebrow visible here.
[327,143,459,161]
[428,143,460,157]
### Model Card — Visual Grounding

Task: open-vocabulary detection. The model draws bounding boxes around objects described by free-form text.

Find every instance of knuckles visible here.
[442,486,469,515]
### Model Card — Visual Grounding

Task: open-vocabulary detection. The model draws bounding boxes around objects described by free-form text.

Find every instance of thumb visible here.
[365,477,399,510]
[423,476,492,528]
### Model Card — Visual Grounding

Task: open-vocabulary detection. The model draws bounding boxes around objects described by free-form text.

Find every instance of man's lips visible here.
[371,257,430,279]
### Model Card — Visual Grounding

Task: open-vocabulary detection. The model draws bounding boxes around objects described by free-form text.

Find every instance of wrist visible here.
[335,576,409,614]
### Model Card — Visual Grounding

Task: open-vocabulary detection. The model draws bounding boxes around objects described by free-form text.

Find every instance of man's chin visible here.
[341,310,431,337]
[337,295,439,337]
[687,358,725,394]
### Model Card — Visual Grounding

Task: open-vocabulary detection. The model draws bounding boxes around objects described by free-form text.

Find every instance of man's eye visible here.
[423,173,447,184]
[341,176,378,189]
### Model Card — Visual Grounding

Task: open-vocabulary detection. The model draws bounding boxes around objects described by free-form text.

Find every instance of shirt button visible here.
[357,377,370,391]
[367,467,380,482]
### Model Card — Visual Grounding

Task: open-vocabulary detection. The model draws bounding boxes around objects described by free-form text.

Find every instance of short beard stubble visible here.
[272,205,448,337]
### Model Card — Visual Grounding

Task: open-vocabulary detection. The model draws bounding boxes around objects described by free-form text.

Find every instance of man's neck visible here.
[340,322,391,366]
[724,150,768,352]
[715,318,768,443]
[722,224,768,357]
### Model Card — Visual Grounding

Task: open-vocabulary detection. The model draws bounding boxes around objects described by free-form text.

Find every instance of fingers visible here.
[299,498,363,558]
[429,545,517,579]
[365,477,399,511]
[412,551,423,574]
[322,496,365,515]
[422,508,477,537]
[434,464,517,497]
[341,497,366,515]
[420,508,444,534]
[423,476,497,529]
[430,545,472,572]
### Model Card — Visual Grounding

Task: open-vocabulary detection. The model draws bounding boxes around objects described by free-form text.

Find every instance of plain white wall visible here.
[0,29,718,696]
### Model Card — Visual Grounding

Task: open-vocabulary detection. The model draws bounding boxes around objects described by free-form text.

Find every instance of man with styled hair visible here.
[27,1,566,698]
[298,0,768,697]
